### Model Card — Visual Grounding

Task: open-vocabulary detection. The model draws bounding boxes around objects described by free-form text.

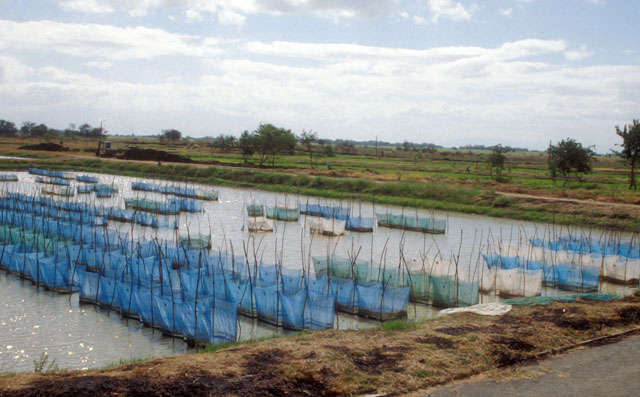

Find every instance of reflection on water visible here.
[0,156,30,160]
[0,171,638,372]
[0,272,191,373]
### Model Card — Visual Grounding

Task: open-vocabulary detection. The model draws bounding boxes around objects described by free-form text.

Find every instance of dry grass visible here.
[1,294,639,396]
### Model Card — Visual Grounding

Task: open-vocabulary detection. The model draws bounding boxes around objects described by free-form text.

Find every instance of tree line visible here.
[485,118,640,190]
[3,117,640,189]
[0,120,105,138]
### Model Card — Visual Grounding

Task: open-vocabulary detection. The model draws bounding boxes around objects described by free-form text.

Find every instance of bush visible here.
[491,196,515,208]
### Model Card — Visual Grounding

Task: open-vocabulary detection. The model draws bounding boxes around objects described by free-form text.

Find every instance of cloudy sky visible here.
[1,0,638,151]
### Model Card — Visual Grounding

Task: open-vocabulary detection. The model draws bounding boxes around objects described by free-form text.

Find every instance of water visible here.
[0,171,637,372]
[0,156,30,160]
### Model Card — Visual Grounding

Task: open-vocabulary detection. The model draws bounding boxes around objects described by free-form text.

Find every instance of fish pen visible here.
[376,212,446,234]
[76,175,99,184]
[0,173,19,182]
[266,204,299,221]
[131,181,219,201]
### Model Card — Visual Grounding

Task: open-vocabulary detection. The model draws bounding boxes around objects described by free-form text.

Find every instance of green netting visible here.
[266,207,299,221]
[380,267,409,287]
[430,275,479,308]
[178,234,211,250]
[355,262,376,283]
[376,213,446,233]
[376,213,390,226]
[389,214,404,227]
[124,198,159,212]
[196,190,219,200]
[408,272,431,302]
[503,293,619,306]
[312,256,373,280]
[247,204,264,217]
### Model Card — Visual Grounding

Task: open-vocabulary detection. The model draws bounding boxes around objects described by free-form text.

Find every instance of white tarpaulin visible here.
[439,302,512,316]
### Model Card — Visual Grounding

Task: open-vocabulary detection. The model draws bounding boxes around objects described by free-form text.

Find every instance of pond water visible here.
[0,156,31,160]
[0,171,637,372]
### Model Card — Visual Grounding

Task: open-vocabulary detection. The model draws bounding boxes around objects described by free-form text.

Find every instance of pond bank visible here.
[1,293,639,395]
[1,157,639,232]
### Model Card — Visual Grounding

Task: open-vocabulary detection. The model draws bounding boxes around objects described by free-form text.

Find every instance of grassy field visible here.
[1,136,638,231]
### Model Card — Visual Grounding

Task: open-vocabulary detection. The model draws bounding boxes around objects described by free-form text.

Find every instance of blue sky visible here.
[0,0,638,152]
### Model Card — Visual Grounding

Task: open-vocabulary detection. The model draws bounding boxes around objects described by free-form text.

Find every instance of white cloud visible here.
[84,61,113,69]
[565,45,593,61]
[413,15,427,25]
[0,55,33,83]
[57,0,114,14]
[53,0,393,24]
[0,20,637,150]
[217,8,246,26]
[0,20,223,61]
[426,0,471,22]
[498,7,512,17]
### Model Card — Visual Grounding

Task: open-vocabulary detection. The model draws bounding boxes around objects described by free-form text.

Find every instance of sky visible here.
[0,0,639,152]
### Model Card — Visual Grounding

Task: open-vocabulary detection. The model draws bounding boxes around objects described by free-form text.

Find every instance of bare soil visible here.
[120,148,193,163]
[17,143,68,152]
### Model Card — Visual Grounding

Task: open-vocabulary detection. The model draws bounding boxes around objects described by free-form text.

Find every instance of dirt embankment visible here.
[120,148,193,163]
[18,143,68,152]
[1,294,639,396]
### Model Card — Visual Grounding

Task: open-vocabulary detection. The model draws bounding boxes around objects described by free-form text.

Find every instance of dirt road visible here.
[426,334,640,397]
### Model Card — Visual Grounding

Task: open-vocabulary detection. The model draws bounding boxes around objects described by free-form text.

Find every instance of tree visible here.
[547,138,595,183]
[64,123,77,138]
[486,145,507,181]
[299,130,318,168]
[324,144,336,157]
[78,123,93,137]
[238,130,256,164]
[215,134,235,153]
[162,129,182,142]
[31,123,48,138]
[615,119,640,191]
[21,121,36,137]
[254,123,296,167]
[0,120,18,137]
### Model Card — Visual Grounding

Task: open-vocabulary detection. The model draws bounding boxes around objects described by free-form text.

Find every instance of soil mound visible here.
[120,148,193,163]
[18,143,68,151]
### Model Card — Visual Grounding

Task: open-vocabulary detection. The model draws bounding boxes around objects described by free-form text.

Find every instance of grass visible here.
[99,357,151,370]
[379,319,418,332]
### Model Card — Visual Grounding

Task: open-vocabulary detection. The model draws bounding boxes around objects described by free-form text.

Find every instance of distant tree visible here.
[238,130,256,164]
[486,145,507,181]
[254,123,296,167]
[162,129,182,142]
[615,119,640,191]
[31,123,48,138]
[64,123,77,138]
[547,138,595,183]
[0,120,18,137]
[324,144,336,157]
[299,130,318,168]
[215,134,235,153]
[89,127,104,139]
[21,121,36,137]
[78,123,92,137]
